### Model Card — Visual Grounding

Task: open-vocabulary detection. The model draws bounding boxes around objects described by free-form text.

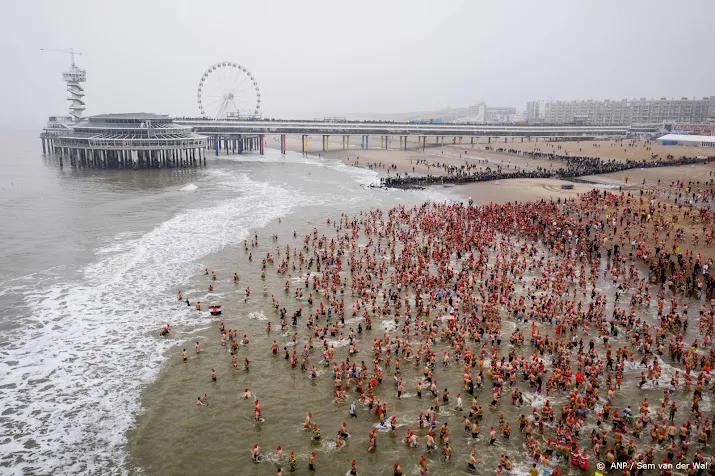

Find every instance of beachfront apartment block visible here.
[533,96,715,125]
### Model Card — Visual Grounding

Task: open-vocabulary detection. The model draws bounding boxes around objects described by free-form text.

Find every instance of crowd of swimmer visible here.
[178,190,715,476]
[381,146,713,188]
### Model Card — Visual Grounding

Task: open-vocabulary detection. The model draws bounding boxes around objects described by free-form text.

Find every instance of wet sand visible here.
[484,139,712,162]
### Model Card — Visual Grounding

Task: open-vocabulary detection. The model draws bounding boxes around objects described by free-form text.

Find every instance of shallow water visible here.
[0,131,708,476]
[0,133,447,475]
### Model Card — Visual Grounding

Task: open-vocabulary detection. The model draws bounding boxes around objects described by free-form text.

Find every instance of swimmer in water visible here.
[251,443,261,462]
[347,459,358,475]
[211,368,216,382]
[304,412,312,429]
[308,452,316,471]
[419,455,428,475]
[196,396,207,406]
[194,341,201,354]
[181,349,188,362]
[242,388,252,399]
[468,449,481,470]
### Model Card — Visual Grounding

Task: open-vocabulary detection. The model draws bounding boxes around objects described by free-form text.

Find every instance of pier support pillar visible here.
[280,134,286,154]
[346,136,350,151]
[260,135,264,155]
[342,135,346,150]
[41,139,46,155]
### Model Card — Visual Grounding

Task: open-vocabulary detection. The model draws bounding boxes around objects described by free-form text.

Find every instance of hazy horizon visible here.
[2,0,714,129]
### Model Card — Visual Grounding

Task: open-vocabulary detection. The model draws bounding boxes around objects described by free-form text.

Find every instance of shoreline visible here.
[127,143,715,476]
[265,137,714,195]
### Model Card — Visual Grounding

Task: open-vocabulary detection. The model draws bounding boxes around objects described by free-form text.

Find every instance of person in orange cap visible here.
[346,458,358,475]
[308,452,316,471]
[394,462,403,476]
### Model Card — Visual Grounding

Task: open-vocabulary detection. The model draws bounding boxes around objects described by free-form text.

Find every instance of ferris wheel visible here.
[197,62,261,119]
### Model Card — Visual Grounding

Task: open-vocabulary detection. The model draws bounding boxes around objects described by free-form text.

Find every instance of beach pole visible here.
[260,135,265,155]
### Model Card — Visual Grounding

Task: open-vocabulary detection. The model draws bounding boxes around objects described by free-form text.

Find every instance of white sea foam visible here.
[0,171,301,475]
[248,310,268,321]
[179,183,198,192]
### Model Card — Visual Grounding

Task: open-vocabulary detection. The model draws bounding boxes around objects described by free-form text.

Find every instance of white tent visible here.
[656,134,715,147]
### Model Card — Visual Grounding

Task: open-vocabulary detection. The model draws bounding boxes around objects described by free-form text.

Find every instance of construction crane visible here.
[40,48,86,121]
[40,47,82,66]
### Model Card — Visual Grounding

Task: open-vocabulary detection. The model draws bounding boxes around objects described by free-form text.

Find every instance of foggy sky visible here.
[2,0,714,128]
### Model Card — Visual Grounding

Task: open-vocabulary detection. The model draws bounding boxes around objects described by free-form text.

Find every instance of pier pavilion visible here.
[40,113,208,169]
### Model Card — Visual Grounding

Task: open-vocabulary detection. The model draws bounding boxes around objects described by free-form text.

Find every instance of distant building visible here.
[467,101,487,122]
[541,96,715,125]
[525,101,546,121]
[485,107,517,123]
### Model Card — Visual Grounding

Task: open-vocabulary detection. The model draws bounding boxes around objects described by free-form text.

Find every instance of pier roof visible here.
[91,113,170,120]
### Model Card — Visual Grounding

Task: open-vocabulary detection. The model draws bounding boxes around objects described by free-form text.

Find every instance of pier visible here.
[41,114,208,169]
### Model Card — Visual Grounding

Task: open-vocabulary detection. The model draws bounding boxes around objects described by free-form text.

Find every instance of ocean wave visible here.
[0,172,300,475]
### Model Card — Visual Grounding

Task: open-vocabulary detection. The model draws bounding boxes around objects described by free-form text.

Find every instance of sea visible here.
[1,129,708,476]
[0,129,450,475]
